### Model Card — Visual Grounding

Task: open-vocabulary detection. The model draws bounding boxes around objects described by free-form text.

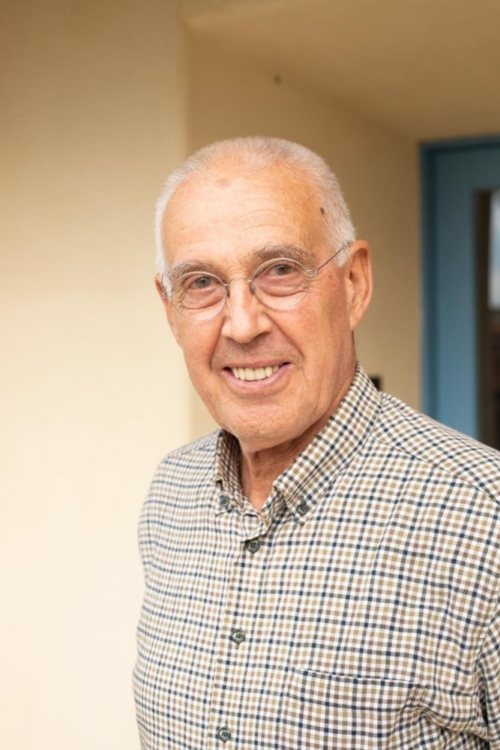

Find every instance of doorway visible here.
[422,137,500,447]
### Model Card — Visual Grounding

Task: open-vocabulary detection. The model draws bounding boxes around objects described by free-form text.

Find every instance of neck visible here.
[239,366,356,511]
[240,441,303,512]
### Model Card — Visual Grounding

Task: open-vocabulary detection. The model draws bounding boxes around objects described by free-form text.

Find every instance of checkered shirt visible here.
[134,364,500,749]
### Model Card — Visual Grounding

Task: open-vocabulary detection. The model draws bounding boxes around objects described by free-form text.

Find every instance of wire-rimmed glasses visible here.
[161,243,349,321]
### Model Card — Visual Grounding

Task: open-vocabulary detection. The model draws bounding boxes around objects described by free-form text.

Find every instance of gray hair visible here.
[155,136,355,279]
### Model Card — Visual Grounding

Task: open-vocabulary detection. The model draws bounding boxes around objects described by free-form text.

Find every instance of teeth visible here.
[231,365,279,381]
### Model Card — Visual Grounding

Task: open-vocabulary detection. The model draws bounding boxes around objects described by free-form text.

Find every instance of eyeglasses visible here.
[161,243,350,321]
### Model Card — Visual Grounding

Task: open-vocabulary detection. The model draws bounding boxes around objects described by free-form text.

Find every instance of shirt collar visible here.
[214,429,242,500]
[213,364,381,521]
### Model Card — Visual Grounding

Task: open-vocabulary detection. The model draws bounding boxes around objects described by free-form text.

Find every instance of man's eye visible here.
[183,274,218,291]
[267,262,296,276]
[191,276,213,289]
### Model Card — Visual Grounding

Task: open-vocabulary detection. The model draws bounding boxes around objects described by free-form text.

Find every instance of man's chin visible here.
[217,414,311,456]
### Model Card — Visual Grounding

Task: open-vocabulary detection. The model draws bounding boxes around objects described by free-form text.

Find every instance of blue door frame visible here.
[421,135,500,439]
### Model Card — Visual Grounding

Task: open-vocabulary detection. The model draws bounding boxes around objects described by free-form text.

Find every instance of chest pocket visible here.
[278,669,486,749]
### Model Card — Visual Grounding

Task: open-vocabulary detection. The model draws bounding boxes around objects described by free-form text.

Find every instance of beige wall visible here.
[1,1,188,748]
[1,3,421,747]
[188,37,420,437]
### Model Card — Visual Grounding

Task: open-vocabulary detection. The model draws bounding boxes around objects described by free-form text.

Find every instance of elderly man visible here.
[134,137,500,749]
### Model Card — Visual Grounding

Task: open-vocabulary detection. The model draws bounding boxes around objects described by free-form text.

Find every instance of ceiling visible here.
[182,0,500,141]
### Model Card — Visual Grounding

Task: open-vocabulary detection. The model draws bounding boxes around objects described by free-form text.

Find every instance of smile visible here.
[230,365,280,382]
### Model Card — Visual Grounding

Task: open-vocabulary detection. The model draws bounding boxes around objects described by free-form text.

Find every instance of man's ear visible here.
[343,241,373,331]
[155,274,181,345]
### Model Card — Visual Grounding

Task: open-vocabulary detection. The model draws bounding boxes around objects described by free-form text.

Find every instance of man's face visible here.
[158,162,371,454]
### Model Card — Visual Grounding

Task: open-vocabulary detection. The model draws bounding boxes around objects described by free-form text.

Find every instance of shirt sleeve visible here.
[478,606,500,747]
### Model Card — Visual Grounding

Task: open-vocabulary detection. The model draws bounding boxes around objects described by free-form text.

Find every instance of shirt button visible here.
[297,501,309,516]
[219,494,231,508]
[230,627,246,646]
[216,725,231,743]
[245,538,262,554]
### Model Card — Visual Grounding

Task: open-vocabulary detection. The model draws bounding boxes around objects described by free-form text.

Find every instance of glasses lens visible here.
[172,272,226,319]
[254,259,309,309]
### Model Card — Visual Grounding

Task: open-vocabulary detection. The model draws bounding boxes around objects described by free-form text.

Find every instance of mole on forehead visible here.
[214,177,232,188]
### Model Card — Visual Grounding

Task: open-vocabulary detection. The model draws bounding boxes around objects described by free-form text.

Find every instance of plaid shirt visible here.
[134,365,500,749]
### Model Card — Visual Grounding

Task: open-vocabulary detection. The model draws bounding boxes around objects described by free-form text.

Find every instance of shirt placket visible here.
[207,497,270,749]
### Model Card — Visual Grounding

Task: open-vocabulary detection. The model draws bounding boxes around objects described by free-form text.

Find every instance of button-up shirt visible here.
[134,365,500,748]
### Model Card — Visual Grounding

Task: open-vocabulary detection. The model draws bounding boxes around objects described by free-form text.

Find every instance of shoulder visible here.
[138,431,221,566]
[146,429,221,507]
[374,392,500,504]
[163,430,221,459]
[152,430,221,480]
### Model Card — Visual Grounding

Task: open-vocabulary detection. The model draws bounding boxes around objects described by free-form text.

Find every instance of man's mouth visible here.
[230,365,280,382]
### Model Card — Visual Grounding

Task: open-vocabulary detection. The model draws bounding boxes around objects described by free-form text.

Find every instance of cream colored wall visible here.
[188,37,420,438]
[1,1,188,748]
[1,4,421,744]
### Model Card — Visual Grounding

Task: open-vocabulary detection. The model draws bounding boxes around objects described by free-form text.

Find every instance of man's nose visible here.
[220,278,272,343]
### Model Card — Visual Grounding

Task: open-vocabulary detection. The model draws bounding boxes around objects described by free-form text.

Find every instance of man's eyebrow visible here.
[252,244,315,267]
[167,260,217,284]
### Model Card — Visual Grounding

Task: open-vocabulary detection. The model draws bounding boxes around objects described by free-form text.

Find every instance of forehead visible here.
[162,163,326,268]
